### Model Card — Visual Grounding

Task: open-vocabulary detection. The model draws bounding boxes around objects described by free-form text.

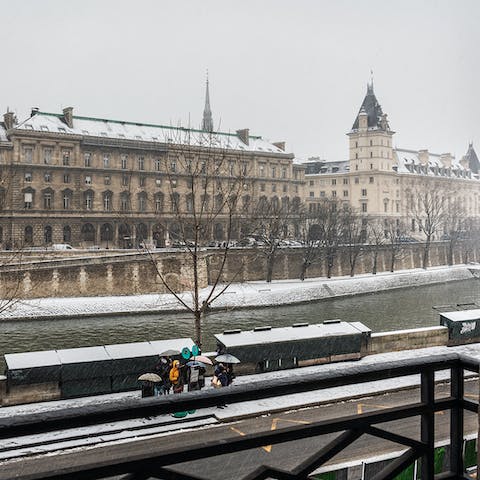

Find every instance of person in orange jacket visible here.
[169,360,184,394]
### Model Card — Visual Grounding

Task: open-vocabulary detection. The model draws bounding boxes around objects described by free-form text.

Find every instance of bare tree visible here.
[249,195,302,283]
[139,130,253,348]
[442,197,467,266]
[340,206,365,277]
[367,218,385,275]
[409,185,448,269]
[384,218,407,273]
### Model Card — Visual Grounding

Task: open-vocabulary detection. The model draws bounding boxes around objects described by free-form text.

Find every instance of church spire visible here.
[202,71,213,132]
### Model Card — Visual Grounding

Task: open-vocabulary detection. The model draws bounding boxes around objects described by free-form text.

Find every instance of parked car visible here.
[51,244,76,251]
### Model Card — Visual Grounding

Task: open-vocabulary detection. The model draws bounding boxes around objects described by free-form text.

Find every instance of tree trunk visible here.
[390,251,395,273]
[300,262,308,281]
[372,251,378,275]
[194,309,202,349]
[266,253,275,283]
[422,237,431,269]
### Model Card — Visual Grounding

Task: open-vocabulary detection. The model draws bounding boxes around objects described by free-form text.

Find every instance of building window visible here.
[155,178,162,187]
[138,194,147,212]
[103,154,110,168]
[309,180,314,186]
[24,192,33,209]
[23,146,33,163]
[370,152,373,158]
[259,164,265,177]
[361,189,367,196]
[354,177,359,184]
[343,190,348,197]
[170,160,177,173]
[361,203,367,213]
[63,150,71,166]
[154,158,161,171]
[43,192,52,209]
[63,173,70,183]
[85,175,92,185]
[320,191,325,197]
[44,172,52,183]
[139,176,146,187]
[63,225,71,243]
[170,178,177,188]
[309,191,314,198]
[84,152,91,167]
[25,172,32,182]
[85,193,93,210]
[63,192,71,209]
[260,183,265,192]
[332,190,337,197]
[104,175,111,185]
[138,157,145,170]
[25,225,33,243]
[121,155,128,169]
[44,226,52,244]
[186,195,193,213]
[103,193,111,211]
[43,148,53,164]
[155,195,163,212]
[343,178,348,185]
[283,184,288,193]
[355,153,358,159]
[384,202,388,213]
[271,166,276,178]
[122,175,129,186]
[272,184,276,193]
[369,177,374,183]
[332,179,336,185]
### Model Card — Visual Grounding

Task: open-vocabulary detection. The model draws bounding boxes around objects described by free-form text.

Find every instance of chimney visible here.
[31,107,39,117]
[418,149,429,165]
[3,110,16,130]
[63,106,73,128]
[440,153,452,168]
[236,128,249,145]
[273,141,285,151]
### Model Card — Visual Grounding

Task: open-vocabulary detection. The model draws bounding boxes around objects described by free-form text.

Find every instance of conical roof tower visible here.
[201,73,213,132]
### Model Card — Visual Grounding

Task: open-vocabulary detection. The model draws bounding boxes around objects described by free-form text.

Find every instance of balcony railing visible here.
[0,352,478,480]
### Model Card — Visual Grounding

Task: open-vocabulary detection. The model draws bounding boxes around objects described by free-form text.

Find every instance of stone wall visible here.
[0,241,477,300]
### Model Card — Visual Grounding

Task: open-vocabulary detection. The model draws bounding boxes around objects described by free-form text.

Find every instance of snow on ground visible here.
[0,265,473,321]
[1,341,479,421]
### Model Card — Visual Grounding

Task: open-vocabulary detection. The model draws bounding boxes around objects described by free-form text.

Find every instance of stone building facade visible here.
[0,106,304,249]
[303,83,480,238]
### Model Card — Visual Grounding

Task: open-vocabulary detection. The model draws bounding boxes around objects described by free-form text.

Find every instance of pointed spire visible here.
[202,70,213,132]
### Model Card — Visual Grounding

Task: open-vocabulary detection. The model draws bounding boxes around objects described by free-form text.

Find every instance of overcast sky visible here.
[1,1,479,161]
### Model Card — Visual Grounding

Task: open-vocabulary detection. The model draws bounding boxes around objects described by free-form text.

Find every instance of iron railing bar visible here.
[0,353,461,439]
[370,448,420,480]
[450,366,464,476]
[462,399,479,413]
[364,425,426,451]
[28,402,434,480]
[457,354,480,373]
[421,370,435,480]
[291,429,363,476]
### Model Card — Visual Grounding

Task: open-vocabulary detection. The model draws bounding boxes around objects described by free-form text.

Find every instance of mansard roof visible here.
[462,143,479,174]
[351,83,390,132]
[13,110,289,155]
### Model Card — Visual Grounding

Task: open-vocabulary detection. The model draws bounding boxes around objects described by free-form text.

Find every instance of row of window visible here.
[309,177,375,186]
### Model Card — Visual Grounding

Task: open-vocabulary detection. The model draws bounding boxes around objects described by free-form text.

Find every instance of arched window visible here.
[103,191,113,212]
[84,190,94,210]
[101,223,113,242]
[62,189,73,210]
[214,223,224,241]
[63,225,71,243]
[81,223,95,242]
[42,188,54,210]
[44,225,52,244]
[154,192,164,213]
[120,192,130,212]
[137,192,147,212]
[25,226,33,244]
[118,223,132,248]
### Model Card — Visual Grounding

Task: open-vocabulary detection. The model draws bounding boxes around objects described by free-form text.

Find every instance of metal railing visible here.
[0,352,478,480]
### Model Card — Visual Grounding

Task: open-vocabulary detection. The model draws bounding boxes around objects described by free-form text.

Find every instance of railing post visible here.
[421,369,435,479]
[450,365,464,476]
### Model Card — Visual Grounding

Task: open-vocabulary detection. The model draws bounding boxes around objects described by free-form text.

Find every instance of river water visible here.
[1,278,479,371]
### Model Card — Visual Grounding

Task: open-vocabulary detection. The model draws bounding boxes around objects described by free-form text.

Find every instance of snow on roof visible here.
[14,111,289,155]
[5,350,61,370]
[105,342,156,359]
[439,309,480,322]
[394,148,470,176]
[0,123,8,142]
[215,321,370,348]
[57,346,110,364]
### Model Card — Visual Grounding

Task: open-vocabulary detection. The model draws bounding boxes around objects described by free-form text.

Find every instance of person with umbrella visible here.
[154,356,172,395]
[215,353,241,386]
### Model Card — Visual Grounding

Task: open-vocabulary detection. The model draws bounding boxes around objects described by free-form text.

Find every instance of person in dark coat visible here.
[216,365,229,387]
[155,356,171,394]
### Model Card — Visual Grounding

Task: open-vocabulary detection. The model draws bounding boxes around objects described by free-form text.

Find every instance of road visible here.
[0,379,477,480]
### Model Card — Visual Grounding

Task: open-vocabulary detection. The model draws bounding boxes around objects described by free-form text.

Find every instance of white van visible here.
[51,244,75,251]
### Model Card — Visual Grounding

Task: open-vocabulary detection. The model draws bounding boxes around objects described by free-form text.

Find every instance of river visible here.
[1,278,479,370]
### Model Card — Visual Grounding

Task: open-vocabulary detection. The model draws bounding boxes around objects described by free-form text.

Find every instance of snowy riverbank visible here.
[0,265,474,321]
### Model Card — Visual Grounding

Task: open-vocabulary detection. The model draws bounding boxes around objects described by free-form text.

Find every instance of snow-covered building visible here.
[0,85,304,249]
[302,82,480,237]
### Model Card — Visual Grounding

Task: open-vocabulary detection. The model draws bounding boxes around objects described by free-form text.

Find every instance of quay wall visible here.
[0,241,477,300]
